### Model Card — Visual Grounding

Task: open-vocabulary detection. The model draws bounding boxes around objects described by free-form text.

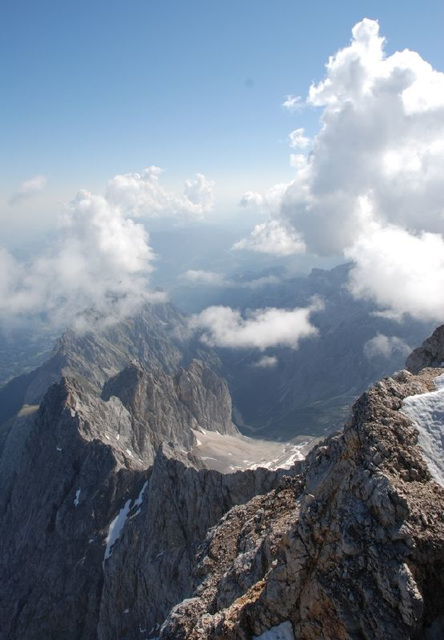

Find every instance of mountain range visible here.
[0,267,443,639]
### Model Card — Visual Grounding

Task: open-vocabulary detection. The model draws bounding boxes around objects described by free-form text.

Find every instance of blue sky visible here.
[1,0,443,244]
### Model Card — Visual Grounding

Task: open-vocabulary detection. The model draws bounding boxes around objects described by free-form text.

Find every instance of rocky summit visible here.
[0,310,444,639]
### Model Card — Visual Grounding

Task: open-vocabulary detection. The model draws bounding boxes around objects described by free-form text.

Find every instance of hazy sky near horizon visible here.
[1,0,443,244]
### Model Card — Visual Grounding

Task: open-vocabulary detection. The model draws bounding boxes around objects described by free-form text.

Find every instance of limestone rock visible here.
[160,368,444,639]
[406,324,444,374]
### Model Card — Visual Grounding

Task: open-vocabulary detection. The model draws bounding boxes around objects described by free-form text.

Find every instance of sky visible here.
[1,1,443,236]
[1,1,444,350]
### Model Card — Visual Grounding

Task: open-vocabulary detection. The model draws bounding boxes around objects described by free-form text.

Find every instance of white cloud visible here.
[241,275,280,289]
[9,175,48,205]
[239,183,289,211]
[346,223,444,322]
[183,173,214,216]
[190,298,323,350]
[182,270,227,287]
[289,128,310,149]
[364,333,411,360]
[233,219,305,256]
[239,191,265,208]
[239,19,444,321]
[181,270,280,289]
[282,94,303,112]
[0,177,168,331]
[251,355,278,368]
[106,166,214,220]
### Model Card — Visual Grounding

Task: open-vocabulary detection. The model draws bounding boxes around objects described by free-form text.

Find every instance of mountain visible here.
[159,330,444,639]
[0,301,306,639]
[0,371,296,639]
[0,264,433,443]
[212,263,435,439]
[0,301,219,436]
[1,298,443,639]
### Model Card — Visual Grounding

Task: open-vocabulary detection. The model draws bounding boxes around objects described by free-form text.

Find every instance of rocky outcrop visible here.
[0,366,292,639]
[101,359,237,462]
[0,301,219,428]
[406,324,444,374]
[97,445,294,640]
[160,364,444,639]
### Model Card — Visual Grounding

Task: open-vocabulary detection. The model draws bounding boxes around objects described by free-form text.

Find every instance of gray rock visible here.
[160,366,444,639]
[406,324,444,373]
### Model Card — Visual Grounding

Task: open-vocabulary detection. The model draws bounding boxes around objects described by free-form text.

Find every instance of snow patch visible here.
[70,408,76,418]
[56,447,62,452]
[103,480,149,562]
[254,620,295,640]
[104,499,132,562]
[401,373,444,486]
[125,448,133,457]
[74,488,81,507]
[134,481,148,514]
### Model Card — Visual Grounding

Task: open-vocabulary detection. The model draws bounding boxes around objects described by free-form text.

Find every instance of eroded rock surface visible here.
[160,366,444,640]
[0,367,294,639]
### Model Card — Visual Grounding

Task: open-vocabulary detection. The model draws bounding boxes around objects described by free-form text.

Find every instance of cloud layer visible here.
[190,298,323,350]
[237,19,444,321]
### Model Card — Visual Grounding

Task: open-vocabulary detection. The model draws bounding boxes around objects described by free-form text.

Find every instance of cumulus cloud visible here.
[364,333,411,360]
[282,94,303,112]
[289,128,310,149]
[182,270,227,287]
[233,219,305,256]
[239,183,288,211]
[9,175,48,205]
[0,188,162,331]
[251,355,278,368]
[237,19,444,322]
[346,223,444,321]
[106,166,214,219]
[190,298,323,350]
[0,165,217,330]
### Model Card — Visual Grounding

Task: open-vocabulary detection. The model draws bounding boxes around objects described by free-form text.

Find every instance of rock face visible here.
[406,324,444,374]
[0,365,292,639]
[101,359,237,462]
[160,369,444,637]
[0,301,219,428]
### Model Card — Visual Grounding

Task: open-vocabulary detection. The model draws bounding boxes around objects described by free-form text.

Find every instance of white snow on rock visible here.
[401,373,444,487]
[133,481,148,514]
[104,499,132,562]
[74,488,81,507]
[254,620,295,640]
[191,429,313,474]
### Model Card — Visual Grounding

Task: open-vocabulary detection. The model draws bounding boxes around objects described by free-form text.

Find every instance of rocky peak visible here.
[159,364,444,639]
[406,324,444,374]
